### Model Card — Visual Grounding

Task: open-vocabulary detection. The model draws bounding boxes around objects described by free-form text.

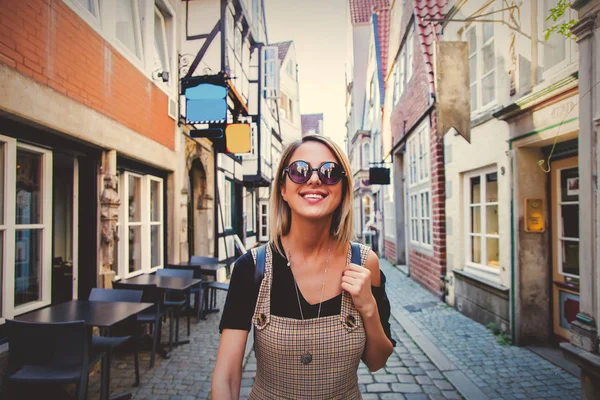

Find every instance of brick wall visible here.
[384,238,396,263]
[0,0,175,149]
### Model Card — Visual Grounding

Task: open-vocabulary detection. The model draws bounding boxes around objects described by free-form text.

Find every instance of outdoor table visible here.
[17,300,153,400]
[167,261,228,317]
[118,275,201,347]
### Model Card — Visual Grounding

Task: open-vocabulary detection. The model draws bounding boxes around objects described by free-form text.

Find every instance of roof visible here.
[373,5,390,106]
[272,41,293,65]
[349,0,389,24]
[414,0,447,94]
[301,113,324,135]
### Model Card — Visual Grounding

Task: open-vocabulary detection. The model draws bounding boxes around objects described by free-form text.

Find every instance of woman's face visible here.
[280,141,345,222]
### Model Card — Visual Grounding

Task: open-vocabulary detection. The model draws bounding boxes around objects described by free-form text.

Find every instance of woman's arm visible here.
[211,329,249,400]
[342,249,394,371]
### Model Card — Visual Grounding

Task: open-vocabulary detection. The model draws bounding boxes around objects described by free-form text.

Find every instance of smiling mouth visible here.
[301,193,328,200]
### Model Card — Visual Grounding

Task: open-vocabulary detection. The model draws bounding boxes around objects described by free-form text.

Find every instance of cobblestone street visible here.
[80,260,582,400]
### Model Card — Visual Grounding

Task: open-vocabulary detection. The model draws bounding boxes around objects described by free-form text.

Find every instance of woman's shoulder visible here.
[230,250,256,280]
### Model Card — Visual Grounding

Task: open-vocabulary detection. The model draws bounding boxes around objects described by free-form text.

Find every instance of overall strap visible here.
[350,242,362,266]
[254,244,267,287]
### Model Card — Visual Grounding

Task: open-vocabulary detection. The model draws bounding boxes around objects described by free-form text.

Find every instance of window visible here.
[116,0,143,58]
[465,169,499,272]
[406,28,414,83]
[260,203,268,240]
[288,98,294,123]
[75,0,99,17]
[220,175,233,231]
[263,46,280,99]
[286,60,295,78]
[116,172,164,278]
[363,196,372,228]
[0,138,54,320]
[353,197,361,234]
[369,75,376,107]
[466,16,495,112]
[362,143,370,170]
[408,123,430,186]
[245,189,255,233]
[557,167,579,277]
[384,177,395,239]
[393,49,406,105]
[153,7,170,80]
[409,190,432,247]
[541,0,575,75]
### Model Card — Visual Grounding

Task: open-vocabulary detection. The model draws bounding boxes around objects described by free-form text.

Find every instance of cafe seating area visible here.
[1,257,231,400]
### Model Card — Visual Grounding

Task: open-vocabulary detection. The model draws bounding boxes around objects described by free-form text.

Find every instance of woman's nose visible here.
[306,169,321,185]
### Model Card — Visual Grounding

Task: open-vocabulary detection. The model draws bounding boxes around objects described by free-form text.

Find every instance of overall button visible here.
[345,315,356,328]
[257,313,267,326]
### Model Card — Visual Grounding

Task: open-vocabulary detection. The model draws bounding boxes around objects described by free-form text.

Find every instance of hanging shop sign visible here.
[181,74,228,124]
[225,123,251,153]
[369,167,391,185]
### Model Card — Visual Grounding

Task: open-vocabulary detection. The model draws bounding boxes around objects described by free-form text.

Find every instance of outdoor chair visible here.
[88,288,143,387]
[156,268,194,339]
[4,319,104,400]
[112,282,172,369]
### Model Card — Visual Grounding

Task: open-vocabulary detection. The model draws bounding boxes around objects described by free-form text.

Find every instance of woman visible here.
[212,135,395,399]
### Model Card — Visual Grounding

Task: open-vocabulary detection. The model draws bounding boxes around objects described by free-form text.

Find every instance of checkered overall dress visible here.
[249,243,370,399]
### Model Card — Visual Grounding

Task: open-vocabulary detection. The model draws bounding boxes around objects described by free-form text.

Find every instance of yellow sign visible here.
[524,198,545,233]
[225,123,252,153]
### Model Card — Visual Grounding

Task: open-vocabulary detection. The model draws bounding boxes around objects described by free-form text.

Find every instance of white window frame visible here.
[63,0,101,30]
[1,139,53,320]
[353,197,361,235]
[221,175,233,231]
[245,189,255,234]
[406,27,414,84]
[362,143,370,170]
[556,166,579,278]
[408,121,430,187]
[464,167,500,279]
[465,14,496,113]
[117,172,163,279]
[393,49,406,105]
[362,195,373,229]
[152,5,172,92]
[259,202,269,241]
[113,0,144,61]
[539,0,577,80]
[384,168,395,239]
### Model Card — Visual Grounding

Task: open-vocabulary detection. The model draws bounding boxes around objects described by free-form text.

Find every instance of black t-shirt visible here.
[219,244,396,347]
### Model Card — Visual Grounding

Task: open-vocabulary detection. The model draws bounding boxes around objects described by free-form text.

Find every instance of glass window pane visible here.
[150,180,161,222]
[16,149,42,225]
[471,206,481,233]
[116,0,140,57]
[128,226,142,273]
[560,168,579,202]
[470,176,481,204]
[562,240,579,276]
[467,29,477,55]
[151,225,161,268]
[482,42,495,74]
[469,56,477,84]
[487,237,499,267]
[113,230,119,275]
[544,32,566,70]
[561,204,579,238]
[482,72,495,105]
[471,236,481,264]
[486,205,499,235]
[128,175,142,222]
[153,10,169,74]
[483,21,494,43]
[486,172,498,202]
[470,83,478,111]
[15,229,42,307]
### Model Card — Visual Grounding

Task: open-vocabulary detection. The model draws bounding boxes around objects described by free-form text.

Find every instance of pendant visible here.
[301,352,313,365]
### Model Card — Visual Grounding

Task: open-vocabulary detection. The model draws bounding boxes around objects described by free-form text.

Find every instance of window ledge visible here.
[470,104,504,128]
[454,268,508,295]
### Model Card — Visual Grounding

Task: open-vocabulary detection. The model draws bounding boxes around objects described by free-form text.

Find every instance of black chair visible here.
[156,269,194,340]
[5,319,103,400]
[112,282,171,369]
[89,288,143,387]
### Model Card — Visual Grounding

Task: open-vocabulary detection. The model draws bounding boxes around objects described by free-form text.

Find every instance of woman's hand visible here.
[341,263,377,317]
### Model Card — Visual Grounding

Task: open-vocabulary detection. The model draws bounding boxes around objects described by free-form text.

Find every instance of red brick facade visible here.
[385,0,446,297]
[384,238,396,263]
[0,0,175,149]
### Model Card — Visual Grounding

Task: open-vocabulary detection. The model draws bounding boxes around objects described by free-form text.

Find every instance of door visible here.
[52,153,78,303]
[551,156,580,341]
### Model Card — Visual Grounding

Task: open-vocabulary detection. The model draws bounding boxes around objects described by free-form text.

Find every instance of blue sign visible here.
[185,83,228,123]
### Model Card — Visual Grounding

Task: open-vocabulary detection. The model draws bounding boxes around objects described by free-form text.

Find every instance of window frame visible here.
[406,27,414,84]
[259,202,268,241]
[556,166,579,278]
[221,175,233,232]
[148,175,164,271]
[114,0,144,61]
[463,167,500,278]
[538,0,577,81]
[407,122,430,187]
[1,138,53,320]
[465,14,497,114]
[383,170,395,239]
[245,189,255,235]
[362,142,370,170]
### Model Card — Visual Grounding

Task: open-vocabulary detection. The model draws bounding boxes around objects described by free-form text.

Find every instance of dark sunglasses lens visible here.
[319,162,343,184]
[287,161,310,184]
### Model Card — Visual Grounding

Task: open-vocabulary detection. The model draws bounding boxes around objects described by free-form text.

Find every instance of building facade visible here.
[301,113,324,136]
[274,41,302,146]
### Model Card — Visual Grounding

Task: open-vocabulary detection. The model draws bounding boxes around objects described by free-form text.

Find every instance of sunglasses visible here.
[283,160,346,185]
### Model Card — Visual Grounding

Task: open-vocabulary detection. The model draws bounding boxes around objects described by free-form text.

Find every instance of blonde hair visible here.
[269,135,354,256]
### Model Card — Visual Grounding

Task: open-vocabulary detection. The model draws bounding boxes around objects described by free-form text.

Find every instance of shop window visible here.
[558,167,579,277]
[465,168,500,273]
[117,172,164,278]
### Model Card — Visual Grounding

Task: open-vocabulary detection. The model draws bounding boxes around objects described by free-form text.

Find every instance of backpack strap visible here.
[254,244,267,287]
[350,241,362,266]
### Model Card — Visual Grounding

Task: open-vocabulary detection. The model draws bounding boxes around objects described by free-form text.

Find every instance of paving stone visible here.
[390,383,423,393]
[361,394,380,400]
[374,374,399,383]
[397,374,417,384]
[358,374,375,384]
[433,379,454,390]
[415,375,432,385]
[422,384,441,395]
[366,383,391,393]
[387,367,410,374]
[403,394,429,400]
[426,370,445,380]
[380,394,406,400]
[442,390,462,399]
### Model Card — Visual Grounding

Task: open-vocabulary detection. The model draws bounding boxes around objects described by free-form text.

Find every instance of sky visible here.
[264,0,349,149]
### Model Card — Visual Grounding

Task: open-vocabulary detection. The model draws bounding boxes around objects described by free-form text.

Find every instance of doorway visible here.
[52,153,78,304]
[550,156,580,341]
[188,159,210,258]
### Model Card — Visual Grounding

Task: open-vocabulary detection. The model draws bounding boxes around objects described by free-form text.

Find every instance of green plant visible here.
[544,0,577,40]
[486,322,513,346]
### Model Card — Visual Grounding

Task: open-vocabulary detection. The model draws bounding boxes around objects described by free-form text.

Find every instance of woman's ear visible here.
[281,185,287,202]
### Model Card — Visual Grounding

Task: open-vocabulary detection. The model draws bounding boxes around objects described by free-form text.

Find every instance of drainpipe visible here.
[508,142,518,345]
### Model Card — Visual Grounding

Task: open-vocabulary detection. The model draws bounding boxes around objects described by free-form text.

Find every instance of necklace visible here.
[286,242,331,365]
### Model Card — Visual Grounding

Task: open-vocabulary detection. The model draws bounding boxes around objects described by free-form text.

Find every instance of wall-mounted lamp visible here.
[158,71,170,83]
